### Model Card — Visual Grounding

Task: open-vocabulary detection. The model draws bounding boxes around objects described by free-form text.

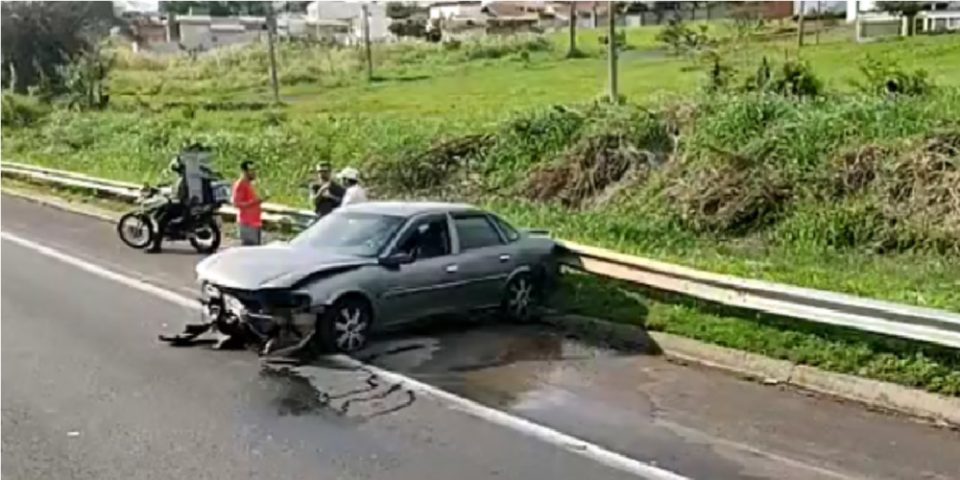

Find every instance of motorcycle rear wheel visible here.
[189,218,221,254]
[117,213,155,249]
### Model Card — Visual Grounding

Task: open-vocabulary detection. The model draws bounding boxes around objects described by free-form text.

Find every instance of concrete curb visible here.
[546,313,960,427]
[2,186,122,223]
[7,186,959,427]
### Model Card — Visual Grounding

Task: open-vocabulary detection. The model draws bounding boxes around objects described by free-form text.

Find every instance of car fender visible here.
[295,271,382,324]
[504,264,534,289]
[319,288,381,327]
[505,260,556,295]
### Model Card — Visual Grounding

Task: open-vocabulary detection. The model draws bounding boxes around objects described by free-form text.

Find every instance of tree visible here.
[265,5,279,103]
[386,2,431,39]
[607,2,618,103]
[385,2,425,19]
[566,2,579,58]
[875,1,933,36]
[1,1,114,94]
[362,3,373,82]
[159,2,270,16]
[797,0,806,47]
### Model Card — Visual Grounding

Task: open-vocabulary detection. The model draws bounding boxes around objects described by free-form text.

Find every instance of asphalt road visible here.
[3,194,960,480]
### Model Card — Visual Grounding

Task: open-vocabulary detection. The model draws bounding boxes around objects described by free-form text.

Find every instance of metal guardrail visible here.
[4,161,960,349]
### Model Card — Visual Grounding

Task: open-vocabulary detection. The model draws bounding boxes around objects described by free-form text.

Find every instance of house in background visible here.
[919,8,960,32]
[429,1,485,21]
[177,15,267,51]
[306,1,392,44]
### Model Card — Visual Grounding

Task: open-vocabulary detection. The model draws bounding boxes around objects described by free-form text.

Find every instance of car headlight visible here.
[223,295,245,315]
[202,283,221,301]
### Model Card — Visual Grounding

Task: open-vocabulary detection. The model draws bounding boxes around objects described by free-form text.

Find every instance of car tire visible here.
[502,273,540,323]
[317,296,372,353]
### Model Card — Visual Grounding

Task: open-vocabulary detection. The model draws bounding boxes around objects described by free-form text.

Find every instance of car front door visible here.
[451,213,516,311]
[378,215,460,325]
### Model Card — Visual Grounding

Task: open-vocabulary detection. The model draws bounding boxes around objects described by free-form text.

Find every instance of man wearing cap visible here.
[309,162,344,218]
[339,167,367,206]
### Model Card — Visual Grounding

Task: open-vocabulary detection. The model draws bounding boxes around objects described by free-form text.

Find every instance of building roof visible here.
[429,1,483,7]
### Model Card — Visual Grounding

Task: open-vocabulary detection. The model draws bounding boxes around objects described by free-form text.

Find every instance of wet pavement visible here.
[4,193,960,480]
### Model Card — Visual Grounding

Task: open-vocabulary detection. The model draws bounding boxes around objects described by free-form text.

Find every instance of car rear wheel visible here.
[318,296,372,353]
[502,273,539,323]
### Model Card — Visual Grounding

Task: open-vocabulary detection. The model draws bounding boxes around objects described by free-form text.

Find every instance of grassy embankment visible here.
[3,23,959,394]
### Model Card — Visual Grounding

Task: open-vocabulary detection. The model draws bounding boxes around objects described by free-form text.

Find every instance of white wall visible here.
[847,0,877,23]
[429,4,484,20]
[306,1,392,40]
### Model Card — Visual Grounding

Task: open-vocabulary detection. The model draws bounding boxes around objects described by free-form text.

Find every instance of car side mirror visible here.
[379,251,414,268]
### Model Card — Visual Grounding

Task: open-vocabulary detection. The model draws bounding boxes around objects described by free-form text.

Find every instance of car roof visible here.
[341,201,482,218]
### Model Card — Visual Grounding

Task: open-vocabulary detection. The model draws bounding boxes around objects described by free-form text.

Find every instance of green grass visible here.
[106,25,960,115]
[553,272,960,396]
[3,25,959,393]
[492,200,960,312]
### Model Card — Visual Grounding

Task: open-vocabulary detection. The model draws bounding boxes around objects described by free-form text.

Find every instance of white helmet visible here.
[338,167,360,182]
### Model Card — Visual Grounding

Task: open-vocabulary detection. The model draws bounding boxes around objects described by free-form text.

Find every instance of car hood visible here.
[196,244,375,290]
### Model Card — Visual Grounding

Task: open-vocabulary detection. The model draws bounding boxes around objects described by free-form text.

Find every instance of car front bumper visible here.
[199,283,318,342]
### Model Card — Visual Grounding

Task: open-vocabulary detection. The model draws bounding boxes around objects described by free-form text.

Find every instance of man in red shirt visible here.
[232,160,264,246]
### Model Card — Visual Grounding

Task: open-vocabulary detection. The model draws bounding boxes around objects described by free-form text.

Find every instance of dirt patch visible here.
[882,133,960,251]
[524,133,656,208]
[832,145,887,197]
[667,162,792,234]
[368,134,494,195]
[827,133,960,252]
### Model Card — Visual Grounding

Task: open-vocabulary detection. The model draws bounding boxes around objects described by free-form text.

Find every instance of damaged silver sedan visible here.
[162,202,558,360]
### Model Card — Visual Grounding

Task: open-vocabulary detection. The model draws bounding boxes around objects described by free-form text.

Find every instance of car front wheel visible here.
[318,296,372,353]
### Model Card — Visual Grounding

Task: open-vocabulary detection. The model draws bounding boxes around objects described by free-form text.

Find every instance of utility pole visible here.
[607,2,618,103]
[266,5,280,103]
[797,0,806,48]
[567,2,577,58]
[815,0,821,45]
[362,2,373,81]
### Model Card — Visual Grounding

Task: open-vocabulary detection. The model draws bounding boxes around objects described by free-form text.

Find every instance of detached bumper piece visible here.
[162,284,317,360]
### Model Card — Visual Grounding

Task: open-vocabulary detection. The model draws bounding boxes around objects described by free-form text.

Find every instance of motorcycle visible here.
[116,182,229,254]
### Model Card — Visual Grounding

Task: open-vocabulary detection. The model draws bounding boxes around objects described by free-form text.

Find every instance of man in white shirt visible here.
[338,167,368,206]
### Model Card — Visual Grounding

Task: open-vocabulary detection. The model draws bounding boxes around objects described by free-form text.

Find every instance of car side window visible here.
[454,215,503,251]
[491,215,520,243]
[396,218,451,260]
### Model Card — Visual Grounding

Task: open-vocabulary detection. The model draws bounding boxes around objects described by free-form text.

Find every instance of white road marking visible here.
[1,230,690,480]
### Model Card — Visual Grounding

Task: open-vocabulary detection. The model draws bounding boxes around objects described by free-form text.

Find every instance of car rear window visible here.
[454,215,503,251]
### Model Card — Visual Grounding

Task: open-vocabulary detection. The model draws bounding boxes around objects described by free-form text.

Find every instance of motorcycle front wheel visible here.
[117,212,155,249]
[189,217,221,254]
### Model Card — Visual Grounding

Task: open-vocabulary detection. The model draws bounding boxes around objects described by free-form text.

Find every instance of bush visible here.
[1,93,50,127]
[741,58,822,98]
[656,19,712,56]
[855,56,933,97]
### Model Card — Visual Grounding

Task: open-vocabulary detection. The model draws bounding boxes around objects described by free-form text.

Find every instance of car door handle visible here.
[499,254,511,262]
[445,264,459,273]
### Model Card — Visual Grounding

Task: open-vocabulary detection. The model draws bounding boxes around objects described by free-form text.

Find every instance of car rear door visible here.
[379,214,460,325]
[451,213,516,311]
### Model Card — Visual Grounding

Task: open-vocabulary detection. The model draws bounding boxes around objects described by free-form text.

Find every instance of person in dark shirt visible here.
[147,157,191,253]
[309,162,344,218]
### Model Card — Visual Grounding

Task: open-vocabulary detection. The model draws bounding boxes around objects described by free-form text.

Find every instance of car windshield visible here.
[290,210,405,257]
